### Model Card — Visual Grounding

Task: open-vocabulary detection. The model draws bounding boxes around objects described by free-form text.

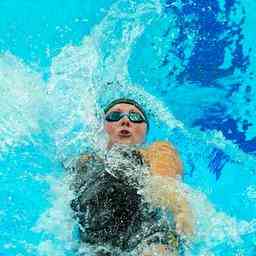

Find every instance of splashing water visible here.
[1,0,256,255]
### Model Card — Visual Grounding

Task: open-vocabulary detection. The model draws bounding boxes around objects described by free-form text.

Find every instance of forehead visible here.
[106,103,143,115]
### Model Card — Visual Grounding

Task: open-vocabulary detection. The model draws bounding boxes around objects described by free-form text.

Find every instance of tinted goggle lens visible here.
[105,111,146,123]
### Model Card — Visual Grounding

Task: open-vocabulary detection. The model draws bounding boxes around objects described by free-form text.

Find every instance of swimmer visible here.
[69,98,194,256]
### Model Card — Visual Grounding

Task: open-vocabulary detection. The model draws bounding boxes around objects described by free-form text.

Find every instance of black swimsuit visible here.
[69,146,182,255]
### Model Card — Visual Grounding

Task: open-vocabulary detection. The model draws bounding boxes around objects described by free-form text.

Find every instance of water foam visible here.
[0,53,45,156]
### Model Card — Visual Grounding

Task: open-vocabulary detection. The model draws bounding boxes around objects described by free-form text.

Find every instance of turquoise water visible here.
[0,0,256,255]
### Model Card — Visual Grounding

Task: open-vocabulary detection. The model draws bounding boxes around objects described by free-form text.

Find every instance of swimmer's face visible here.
[104,103,147,149]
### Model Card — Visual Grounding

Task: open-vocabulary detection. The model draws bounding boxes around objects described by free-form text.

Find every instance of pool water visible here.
[0,0,256,255]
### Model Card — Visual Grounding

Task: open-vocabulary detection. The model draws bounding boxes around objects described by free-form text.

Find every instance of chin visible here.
[108,139,132,149]
[118,139,134,145]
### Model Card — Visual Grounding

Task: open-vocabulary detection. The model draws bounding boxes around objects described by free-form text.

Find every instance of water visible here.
[0,0,256,255]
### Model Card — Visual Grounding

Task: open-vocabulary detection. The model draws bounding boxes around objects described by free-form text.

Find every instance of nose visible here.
[119,116,131,127]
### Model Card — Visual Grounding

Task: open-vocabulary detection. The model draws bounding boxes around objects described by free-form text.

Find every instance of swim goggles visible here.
[105,111,146,123]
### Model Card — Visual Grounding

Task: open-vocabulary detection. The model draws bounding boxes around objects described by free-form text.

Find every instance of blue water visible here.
[0,0,256,255]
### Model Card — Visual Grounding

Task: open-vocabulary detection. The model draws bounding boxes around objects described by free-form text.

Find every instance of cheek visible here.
[134,124,147,140]
[104,122,116,136]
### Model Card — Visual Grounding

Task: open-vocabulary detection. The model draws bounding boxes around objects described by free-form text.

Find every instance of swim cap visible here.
[104,98,149,128]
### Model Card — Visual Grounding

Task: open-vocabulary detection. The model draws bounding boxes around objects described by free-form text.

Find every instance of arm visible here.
[143,175,194,237]
[140,141,194,238]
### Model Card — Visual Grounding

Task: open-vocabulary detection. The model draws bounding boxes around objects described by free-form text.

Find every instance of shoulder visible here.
[140,140,183,177]
[145,141,178,157]
[62,153,94,173]
[76,154,93,168]
[148,141,176,151]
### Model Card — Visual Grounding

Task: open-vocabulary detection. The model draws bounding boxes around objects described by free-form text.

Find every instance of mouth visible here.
[118,129,132,138]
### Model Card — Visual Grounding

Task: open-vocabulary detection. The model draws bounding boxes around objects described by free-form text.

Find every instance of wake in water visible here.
[1,0,256,255]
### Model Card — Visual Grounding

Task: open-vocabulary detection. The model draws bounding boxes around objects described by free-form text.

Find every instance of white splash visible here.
[183,184,256,254]
[44,0,181,161]
[32,174,78,256]
[0,53,45,156]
